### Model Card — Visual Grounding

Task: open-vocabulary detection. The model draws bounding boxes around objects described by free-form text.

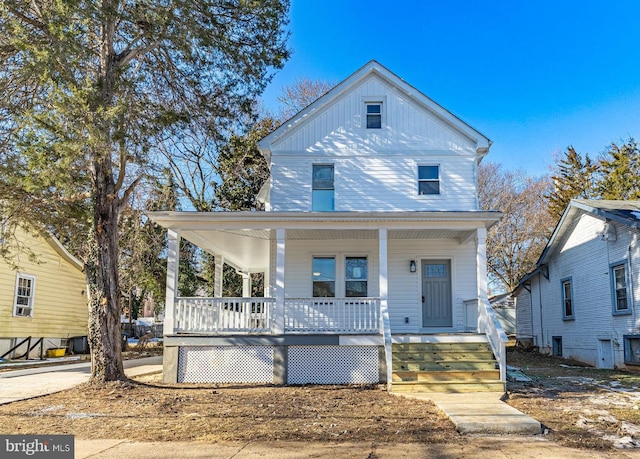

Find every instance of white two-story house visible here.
[150,61,505,392]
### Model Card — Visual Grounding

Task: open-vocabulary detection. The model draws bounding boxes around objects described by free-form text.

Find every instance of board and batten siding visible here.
[275,237,478,334]
[0,228,88,342]
[531,213,639,367]
[268,74,480,212]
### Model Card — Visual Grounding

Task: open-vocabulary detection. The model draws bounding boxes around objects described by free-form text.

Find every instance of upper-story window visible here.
[312,164,334,211]
[418,165,440,195]
[14,273,35,317]
[366,102,382,129]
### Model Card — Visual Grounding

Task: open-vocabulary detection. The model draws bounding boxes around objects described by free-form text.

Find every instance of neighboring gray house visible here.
[513,199,640,368]
[489,293,516,335]
[150,61,506,391]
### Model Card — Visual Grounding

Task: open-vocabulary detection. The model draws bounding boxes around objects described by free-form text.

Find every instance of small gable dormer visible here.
[258,61,491,212]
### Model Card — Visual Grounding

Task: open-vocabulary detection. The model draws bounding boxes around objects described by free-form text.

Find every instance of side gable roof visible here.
[43,231,84,272]
[514,199,640,293]
[258,60,492,161]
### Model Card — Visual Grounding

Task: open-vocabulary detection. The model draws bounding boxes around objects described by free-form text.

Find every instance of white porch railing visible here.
[174,297,274,333]
[474,298,509,383]
[284,298,380,333]
[174,297,380,334]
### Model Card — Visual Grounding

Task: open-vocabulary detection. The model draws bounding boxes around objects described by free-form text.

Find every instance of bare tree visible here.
[478,162,554,292]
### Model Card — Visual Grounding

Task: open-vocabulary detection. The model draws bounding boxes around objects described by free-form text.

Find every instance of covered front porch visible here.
[150,211,506,388]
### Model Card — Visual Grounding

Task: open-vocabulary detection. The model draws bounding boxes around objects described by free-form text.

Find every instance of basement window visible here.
[624,335,640,365]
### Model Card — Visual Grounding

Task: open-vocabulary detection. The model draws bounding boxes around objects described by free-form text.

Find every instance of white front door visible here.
[597,339,614,369]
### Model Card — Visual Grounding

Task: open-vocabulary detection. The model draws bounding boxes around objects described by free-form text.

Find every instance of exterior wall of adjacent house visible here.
[523,213,640,368]
[268,75,479,212]
[0,228,88,357]
[272,237,479,334]
[514,287,534,344]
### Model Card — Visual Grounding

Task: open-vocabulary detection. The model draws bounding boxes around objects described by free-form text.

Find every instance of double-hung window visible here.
[14,274,35,317]
[561,277,574,320]
[345,257,368,297]
[418,165,440,195]
[312,164,334,211]
[312,257,336,297]
[611,263,631,314]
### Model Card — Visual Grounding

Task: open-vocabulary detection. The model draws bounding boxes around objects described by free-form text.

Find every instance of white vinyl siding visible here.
[271,156,477,212]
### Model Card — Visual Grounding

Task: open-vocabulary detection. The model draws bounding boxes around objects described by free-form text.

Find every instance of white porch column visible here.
[378,228,392,389]
[274,228,286,335]
[164,229,180,335]
[242,273,251,297]
[214,255,224,298]
[476,227,488,303]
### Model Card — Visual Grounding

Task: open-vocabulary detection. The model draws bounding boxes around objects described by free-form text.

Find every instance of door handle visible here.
[422,296,425,303]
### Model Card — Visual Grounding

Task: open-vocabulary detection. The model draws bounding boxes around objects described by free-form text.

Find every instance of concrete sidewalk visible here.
[74,437,640,458]
[0,356,162,404]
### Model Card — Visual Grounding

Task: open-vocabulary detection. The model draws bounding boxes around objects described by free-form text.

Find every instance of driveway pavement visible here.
[0,356,162,404]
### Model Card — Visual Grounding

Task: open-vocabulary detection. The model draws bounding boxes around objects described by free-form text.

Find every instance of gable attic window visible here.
[366,102,382,129]
[14,273,35,317]
[418,165,440,195]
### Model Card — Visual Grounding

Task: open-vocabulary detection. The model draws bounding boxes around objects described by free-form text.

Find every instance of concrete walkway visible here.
[395,391,542,434]
[0,356,162,404]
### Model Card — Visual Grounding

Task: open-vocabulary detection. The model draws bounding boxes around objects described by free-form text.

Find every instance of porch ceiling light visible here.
[409,260,416,273]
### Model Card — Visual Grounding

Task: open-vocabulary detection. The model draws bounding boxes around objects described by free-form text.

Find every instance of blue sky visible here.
[260,1,640,176]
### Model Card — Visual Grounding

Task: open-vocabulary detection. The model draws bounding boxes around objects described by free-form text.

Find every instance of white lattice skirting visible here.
[178,346,274,383]
[287,346,379,384]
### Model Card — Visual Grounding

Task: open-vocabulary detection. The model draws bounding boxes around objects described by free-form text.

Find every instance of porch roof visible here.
[148,210,501,272]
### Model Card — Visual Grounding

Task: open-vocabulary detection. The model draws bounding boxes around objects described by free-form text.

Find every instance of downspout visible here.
[630,231,639,330]
[538,272,545,350]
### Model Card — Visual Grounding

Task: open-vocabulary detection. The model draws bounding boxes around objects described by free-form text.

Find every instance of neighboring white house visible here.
[150,61,506,390]
[513,199,640,369]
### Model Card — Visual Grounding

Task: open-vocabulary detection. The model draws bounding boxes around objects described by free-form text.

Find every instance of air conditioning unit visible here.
[16,307,31,316]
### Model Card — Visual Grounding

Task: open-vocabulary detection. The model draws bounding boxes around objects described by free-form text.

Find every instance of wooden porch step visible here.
[393,370,500,382]
[393,360,496,372]
[390,338,502,393]
[391,380,505,393]
[393,351,494,361]
[393,342,490,352]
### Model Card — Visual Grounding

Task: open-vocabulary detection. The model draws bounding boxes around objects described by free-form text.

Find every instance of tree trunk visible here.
[86,158,125,382]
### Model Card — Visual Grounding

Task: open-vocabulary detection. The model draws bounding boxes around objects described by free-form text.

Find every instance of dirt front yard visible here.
[2,348,640,452]
[506,348,640,451]
[0,380,457,444]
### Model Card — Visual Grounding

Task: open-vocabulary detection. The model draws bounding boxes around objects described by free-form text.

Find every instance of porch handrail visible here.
[174,297,274,334]
[476,297,509,383]
[284,298,380,334]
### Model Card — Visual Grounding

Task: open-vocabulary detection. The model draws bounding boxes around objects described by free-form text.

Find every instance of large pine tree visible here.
[547,146,597,220]
[597,138,640,200]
